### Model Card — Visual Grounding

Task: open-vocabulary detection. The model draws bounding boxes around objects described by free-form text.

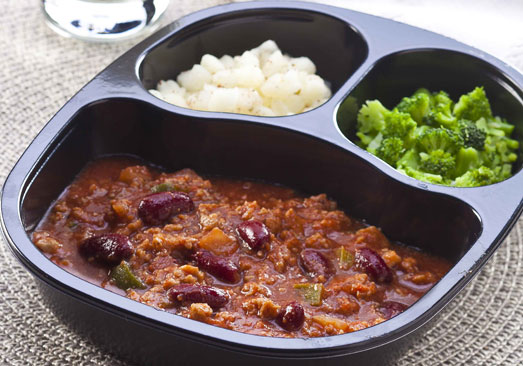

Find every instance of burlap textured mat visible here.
[0,1,521,365]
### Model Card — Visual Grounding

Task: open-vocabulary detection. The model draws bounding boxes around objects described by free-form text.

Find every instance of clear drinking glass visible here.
[42,0,170,42]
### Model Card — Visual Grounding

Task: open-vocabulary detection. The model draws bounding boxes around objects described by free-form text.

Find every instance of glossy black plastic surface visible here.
[2,2,523,365]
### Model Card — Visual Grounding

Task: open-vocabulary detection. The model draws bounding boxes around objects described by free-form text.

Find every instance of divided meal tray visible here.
[1,1,522,365]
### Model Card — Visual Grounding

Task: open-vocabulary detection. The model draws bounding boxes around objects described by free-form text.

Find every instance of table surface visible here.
[1,1,522,365]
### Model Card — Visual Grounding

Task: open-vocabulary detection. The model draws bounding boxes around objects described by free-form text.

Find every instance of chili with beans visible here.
[33,157,451,338]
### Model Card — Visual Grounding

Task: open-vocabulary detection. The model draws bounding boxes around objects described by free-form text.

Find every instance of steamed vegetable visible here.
[356,87,519,187]
[294,283,324,306]
[110,262,146,290]
[336,247,354,270]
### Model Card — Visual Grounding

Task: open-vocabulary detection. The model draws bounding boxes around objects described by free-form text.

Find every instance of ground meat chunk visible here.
[111,199,133,222]
[242,298,280,319]
[332,296,360,316]
[353,226,391,250]
[381,249,402,268]
[401,257,418,273]
[330,273,378,299]
[404,271,437,285]
[33,231,62,254]
[190,303,213,321]
[119,166,152,186]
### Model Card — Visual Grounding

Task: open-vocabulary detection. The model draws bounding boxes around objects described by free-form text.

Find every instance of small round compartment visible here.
[139,8,368,102]
[336,49,523,177]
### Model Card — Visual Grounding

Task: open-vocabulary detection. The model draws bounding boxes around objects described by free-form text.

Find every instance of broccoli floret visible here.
[396,149,418,169]
[459,120,486,150]
[424,91,457,129]
[453,166,497,187]
[396,149,448,184]
[453,87,492,121]
[383,110,417,139]
[494,137,518,164]
[419,150,456,176]
[454,147,481,177]
[476,116,518,168]
[481,135,519,168]
[432,91,454,113]
[365,132,383,155]
[356,100,389,145]
[488,116,515,135]
[396,91,431,123]
[399,166,445,185]
[495,164,514,181]
[417,127,463,155]
[376,137,405,165]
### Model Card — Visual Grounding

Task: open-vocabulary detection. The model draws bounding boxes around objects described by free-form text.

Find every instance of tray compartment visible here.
[336,49,523,173]
[139,8,368,100]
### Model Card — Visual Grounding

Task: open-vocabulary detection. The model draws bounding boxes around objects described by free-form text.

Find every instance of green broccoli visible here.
[396,90,431,123]
[398,166,446,185]
[356,100,417,164]
[496,164,515,182]
[481,135,519,167]
[454,147,481,177]
[355,87,519,187]
[488,116,515,135]
[424,91,457,129]
[419,150,456,176]
[459,120,486,150]
[376,137,405,165]
[453,87,492,121]
[356,100,389,145]
[453,166,498,187]
[417,127,463,155]
[414,127,461,177]
[396,150,448,184]
[383,111,417,141]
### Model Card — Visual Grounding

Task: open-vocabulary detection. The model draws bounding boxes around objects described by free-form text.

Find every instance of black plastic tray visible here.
[1,2,522,365]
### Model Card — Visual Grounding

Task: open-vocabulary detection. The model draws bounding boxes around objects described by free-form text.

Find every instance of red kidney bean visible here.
[236,220,270,251]
[380,301,408,319]
[169,191,195,214]
[138,191,194,225]
[168,284,229,309]
[355,248,393,283]
[194,250,241,283]
[276,302,305,331]
[299,249,334,279]
[79,233,133,265]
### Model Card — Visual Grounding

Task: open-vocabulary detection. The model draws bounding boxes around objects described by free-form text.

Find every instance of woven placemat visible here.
[0,1,522,365]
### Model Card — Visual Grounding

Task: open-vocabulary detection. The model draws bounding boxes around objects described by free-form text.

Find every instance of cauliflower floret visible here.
[151,40,331,116]
[177,64,212,92]
[200,54,225,74]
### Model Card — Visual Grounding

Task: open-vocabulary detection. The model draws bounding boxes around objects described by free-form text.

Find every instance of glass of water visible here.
[42,0,170,42]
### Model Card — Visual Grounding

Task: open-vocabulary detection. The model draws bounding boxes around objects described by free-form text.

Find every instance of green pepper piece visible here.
[336,247,354,270]
[294,283,324,306]
[110,262,146,290]
[67,220,78,229]
[151,182,177,193]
